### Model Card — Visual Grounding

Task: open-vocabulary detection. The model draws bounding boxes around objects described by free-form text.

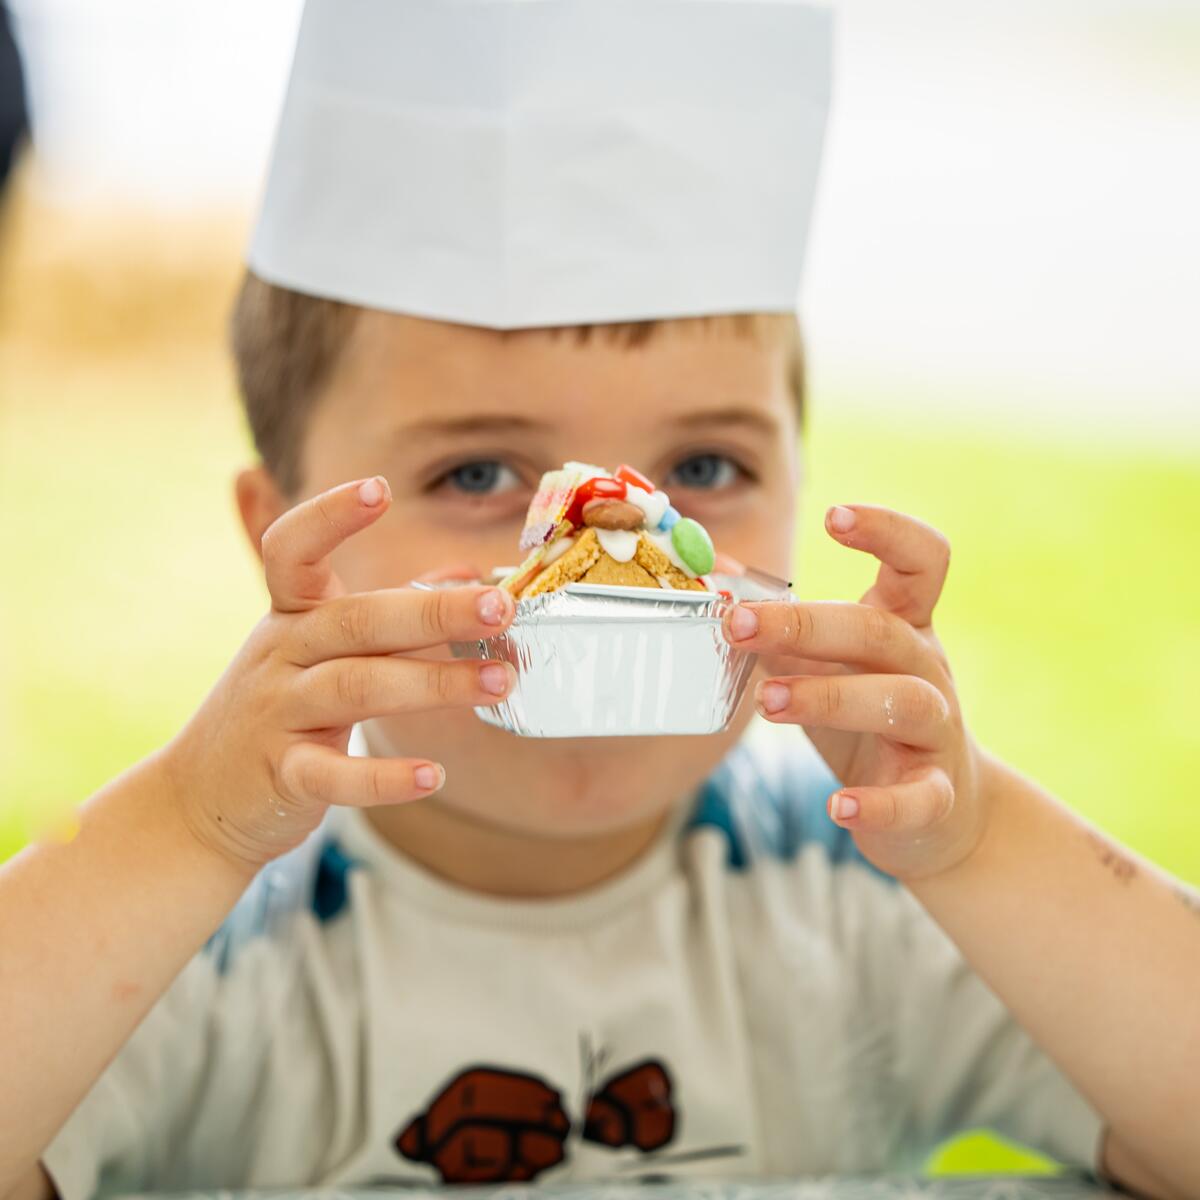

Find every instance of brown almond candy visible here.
[582,498,644,531]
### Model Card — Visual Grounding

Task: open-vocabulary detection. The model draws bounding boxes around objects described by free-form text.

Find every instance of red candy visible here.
[564,476,626,528]
[614,464,655,493]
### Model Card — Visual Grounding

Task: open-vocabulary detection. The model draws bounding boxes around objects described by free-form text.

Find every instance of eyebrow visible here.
[667,406,781,436]
[395,406,779,442]
[399,414,555,440]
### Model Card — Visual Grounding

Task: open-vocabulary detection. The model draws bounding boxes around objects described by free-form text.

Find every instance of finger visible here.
[827,765,954,833]
[825,505,951,627]
[287,585,514,667]
[290,655,516,726]
[263,477,391,613]
[278,741,445,809]
[755,673,952,749]
[724,600,935,676]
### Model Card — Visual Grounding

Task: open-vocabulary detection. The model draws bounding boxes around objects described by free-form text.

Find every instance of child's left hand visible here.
[723,505,989,882]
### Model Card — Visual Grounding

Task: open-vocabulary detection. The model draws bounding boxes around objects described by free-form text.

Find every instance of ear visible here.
[235,465,289,563]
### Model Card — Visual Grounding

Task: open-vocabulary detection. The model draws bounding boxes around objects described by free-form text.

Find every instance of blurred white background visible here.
[9,0,1200,440]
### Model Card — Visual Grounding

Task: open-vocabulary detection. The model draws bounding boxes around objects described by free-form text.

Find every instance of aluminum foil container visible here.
[415,573,791,738]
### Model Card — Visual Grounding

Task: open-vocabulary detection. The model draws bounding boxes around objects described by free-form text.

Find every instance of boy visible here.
[2,2,1198,1198]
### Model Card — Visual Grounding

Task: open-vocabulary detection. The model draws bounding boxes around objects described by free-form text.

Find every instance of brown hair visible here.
[230,270,804,497]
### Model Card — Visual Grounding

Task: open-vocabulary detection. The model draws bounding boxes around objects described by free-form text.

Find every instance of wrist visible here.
[901,742,1002,890]
[151,742,264,887]
[906,747,1023,896]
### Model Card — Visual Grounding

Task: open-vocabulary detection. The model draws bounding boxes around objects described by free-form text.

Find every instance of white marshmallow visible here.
[595,529,640,563]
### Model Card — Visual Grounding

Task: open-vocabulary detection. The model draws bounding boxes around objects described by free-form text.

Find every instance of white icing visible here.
[542,536,573,565]
[648,528,699,578]
[563,460,608,482]
[595,528,639,562]
[626,485,669,530]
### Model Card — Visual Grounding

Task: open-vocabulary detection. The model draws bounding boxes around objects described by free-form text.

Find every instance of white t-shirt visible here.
[43,723,1104,1198]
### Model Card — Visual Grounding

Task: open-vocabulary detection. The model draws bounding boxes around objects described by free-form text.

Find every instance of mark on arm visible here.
[1087,831,1138,884]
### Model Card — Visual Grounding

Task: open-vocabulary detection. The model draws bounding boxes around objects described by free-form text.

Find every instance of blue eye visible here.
[666,454,742,490]
[444,461,520,495]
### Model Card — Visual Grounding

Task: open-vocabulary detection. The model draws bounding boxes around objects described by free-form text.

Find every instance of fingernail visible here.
[414,764,444,792]
[476,588,510,626]
[831,792,860,821]
[827,505,856,533]
[758,681,790,714]
[728,604,759,642]
[480,662,515,696]
[358,477,387,507]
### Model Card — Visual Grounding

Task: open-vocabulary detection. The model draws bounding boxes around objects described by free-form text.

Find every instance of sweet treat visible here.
[426,470,789,736]
[499,463,717,599]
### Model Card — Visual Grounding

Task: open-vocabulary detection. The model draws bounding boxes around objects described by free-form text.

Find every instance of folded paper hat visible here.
[249,0,832,329]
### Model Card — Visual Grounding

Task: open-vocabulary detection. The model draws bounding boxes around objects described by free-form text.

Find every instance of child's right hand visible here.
[159,476,516,875]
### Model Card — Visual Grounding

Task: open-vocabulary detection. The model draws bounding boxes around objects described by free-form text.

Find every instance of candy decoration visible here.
[627,486,669,530]
[502,520,573,589]
[658,505,681,531]
[614,463,655,493]
[671,517,715,575]
[520,465,594,549]
[564,476,626,528]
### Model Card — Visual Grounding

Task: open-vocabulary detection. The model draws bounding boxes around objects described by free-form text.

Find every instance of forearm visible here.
[0,753,255,1192]
[907,754,1200,1198]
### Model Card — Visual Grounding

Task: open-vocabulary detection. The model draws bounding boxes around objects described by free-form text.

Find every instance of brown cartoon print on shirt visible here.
[394,1060,675,1183]
[395,1066,572,1183]
[582,1058,675,1152]
[392,1050,745,1184]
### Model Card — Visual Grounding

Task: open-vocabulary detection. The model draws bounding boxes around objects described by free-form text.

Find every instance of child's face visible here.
[294,311,800,838]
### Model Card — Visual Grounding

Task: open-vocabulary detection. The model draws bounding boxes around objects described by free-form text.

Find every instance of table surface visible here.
[132,1176,1116,1200]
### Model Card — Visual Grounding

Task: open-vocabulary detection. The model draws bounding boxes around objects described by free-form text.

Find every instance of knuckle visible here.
[336,660,376,710]
[339,599,376,652]
[814,677,842,721]
[418,588,454,643]
[364,763,387,807]
[879,790,900,830]
[861,606,896,653]
[906,679,949,730]
[426,661,459,707]
[784,604,814,648]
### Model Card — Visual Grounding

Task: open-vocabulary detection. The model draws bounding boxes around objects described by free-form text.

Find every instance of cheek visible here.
[714,500,797,577]
[329,526,432,593]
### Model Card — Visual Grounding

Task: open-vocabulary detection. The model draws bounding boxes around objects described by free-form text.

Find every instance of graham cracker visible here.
[520,529,602,598]
[634,534,706,591]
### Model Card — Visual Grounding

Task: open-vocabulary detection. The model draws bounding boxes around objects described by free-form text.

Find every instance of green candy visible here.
[670,517,715,576]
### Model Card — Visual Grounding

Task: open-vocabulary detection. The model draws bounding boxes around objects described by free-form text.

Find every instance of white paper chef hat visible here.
[248,0,832,329]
